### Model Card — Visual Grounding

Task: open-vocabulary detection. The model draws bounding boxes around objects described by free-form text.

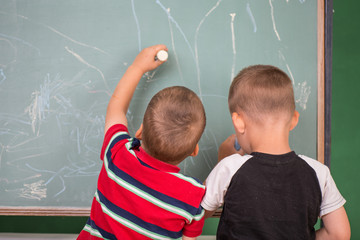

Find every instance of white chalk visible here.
[156,50,168,62]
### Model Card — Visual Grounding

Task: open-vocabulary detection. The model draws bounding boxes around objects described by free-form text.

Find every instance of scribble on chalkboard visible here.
[194,0,222,99]
[278,51,295,85]
[25,74,63,135]
[295,81,311,111]
[42,25,109,56]
[0,69,6,84]
[246,3,257,33]
[269,0,281,41]
[65,46,110,94]
[230,13,236,82]
[131,0,141,52]
[201,129,219,169]
[0,37,17,67]
[279,50,311,110]
[155,0,195,61]
[0,10,108,56]
[18,180,47,200]
[25,157,99,198]
[0,33,41,56]
[25,163,65,197]
[166,8,183,83]
[0,143,4,168]
[143,69,158,82]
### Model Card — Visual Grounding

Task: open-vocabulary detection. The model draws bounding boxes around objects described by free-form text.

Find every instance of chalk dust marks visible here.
[131,0,141,52]
[230,13,236,82]
[65,46,110,95]
[246,3,257,33]
[269,0,281,41]
[166,8,184,83]
[194,0,222,98]
[17,180,47,201]
[0,10,108,56]
[279,50,311,110]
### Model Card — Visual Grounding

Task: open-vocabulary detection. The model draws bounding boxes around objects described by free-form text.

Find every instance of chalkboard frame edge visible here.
[317,0,326,165]
[0,206,90,216]
[323,0,333,168]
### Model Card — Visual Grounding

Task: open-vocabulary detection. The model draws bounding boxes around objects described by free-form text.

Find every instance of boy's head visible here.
[141,86,206,165]
[228,65,295,124]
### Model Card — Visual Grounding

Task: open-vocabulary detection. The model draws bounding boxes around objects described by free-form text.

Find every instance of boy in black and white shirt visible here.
[201,65,350,239]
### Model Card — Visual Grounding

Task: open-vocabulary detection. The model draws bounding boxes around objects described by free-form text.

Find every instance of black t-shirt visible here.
[217,152,322,240]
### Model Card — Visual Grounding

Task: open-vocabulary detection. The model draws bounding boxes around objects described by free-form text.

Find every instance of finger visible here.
[153,44,168,52]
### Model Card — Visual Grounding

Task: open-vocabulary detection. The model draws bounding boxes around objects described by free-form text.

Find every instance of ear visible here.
[190,144,199,157]
[290,111,299,131]
[232,112,245,134]
[135,123,143,140]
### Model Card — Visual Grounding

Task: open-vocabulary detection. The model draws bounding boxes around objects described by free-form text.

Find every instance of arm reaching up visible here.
[105,45,168,133]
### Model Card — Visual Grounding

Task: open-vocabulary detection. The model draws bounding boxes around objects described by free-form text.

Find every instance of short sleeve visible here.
[100,124,129,160]
[182,210,205,238]
[299,155,346,217]
[201,154,252,211]
[319,166,346,217]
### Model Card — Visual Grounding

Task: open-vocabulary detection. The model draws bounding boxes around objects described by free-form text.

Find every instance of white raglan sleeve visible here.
[201,154,252,211]
[299,155,346,217]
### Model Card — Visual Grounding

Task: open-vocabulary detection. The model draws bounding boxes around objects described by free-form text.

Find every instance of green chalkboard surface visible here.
[0,0,320,215]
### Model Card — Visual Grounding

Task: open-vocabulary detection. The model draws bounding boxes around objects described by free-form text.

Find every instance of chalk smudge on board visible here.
[279,50,310,110]
[65,46,110,94]
[0,33,41,56]
[25,74,62,135]
[156,0,195,61]
[18,180,47,200]
[269,0,281,41]
[0,37,17,67]
[230,13,237,82]
[0,68,6,84]
[295,81,311,111]
[194,0,222,99]
[167,8,184,83]
[131,0,141,52]
[246,3,257,33]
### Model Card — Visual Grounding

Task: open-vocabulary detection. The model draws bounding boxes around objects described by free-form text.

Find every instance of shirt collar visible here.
[136,146,181,173]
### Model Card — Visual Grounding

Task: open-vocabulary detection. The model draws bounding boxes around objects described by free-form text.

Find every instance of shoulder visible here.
[298,154,346,217]
[207,154,253,184]
[201,154,252,211]
[297,154,331,183]
[169,172,205,191]
[216,154,253,173]
[105,124,130,141]
[100,124,132,160]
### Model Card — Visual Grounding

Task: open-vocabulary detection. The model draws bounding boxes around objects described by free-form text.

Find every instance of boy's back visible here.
[201,65,350,239]
[78,45,207,240]
[79,124,205,239]
[205,152,344,239]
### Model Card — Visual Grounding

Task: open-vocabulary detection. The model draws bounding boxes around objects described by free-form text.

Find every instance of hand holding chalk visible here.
[132,45,167,73]
[155,50,168,62]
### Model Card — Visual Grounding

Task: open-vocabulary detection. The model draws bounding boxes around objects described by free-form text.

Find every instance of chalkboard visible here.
[0,0,324,215]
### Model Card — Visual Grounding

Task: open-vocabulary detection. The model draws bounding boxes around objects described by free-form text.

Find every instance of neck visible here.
[248,122,292,155]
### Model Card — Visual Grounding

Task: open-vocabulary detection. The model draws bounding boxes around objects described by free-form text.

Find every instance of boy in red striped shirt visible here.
[77,45,206,240]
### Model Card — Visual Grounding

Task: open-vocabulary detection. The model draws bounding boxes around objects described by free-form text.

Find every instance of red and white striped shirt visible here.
[78,124,205,239]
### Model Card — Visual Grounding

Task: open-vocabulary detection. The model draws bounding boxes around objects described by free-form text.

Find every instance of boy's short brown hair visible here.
[142,86,206,165]
[228,65,295,123]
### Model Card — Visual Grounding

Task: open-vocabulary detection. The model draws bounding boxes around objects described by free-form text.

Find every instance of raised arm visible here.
[104,45,167,133]
[316,206,351,240]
